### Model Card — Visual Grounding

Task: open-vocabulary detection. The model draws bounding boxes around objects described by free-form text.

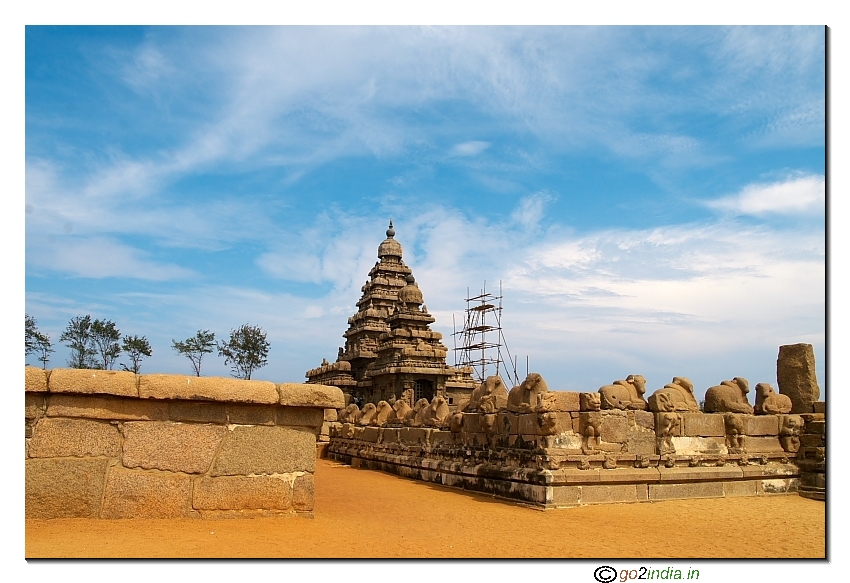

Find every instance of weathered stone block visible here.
[277,383,345,408]
[600,412,629,443]
[429,430,454,446]
[495,412,519,435]
[227,403,275,425]
[25,393,45,420]
[669,436,728,455]
[140,374,278,404]
[29,418,121,458]
[805,420,825,435]
[101,467,192,518]
[324,408,339,422]
[462,413,483,434]
[812,401,825,414]
[49,368,138,398]
[536,391,580,412]
[47,393,168,421]
[723,480,758,497]
[380,428,399,443]
[658,465,743,482]
[360,426,380,443]
[761,478,799,494]
[122,421,227,474]
[682,413,725,437]
[551,485,581,506]
[740,436,784,453]
[580,484,639,504]
[519,413,540,435]
[633,410,655,430]
[26,366,49,393]
[741,415,779,436]
[799,472,825,490]
[25,458,109,518]
[626,429,657,455]
[168,401,227,424]
[276,406,323,429]
[338,422,355,438]
[293,474,314,511]
[193,476,294,510]
[649,481,725,500]
[777,343,820,414]
[547,431,583,451]
[211,426,316,476]
[800,433,825,448]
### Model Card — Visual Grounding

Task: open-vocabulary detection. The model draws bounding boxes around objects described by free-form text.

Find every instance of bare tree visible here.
[218,324,269,380]
[172,330,216,376]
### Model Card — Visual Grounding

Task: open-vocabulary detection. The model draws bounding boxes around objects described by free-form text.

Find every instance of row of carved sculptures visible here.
[336,372,794,430]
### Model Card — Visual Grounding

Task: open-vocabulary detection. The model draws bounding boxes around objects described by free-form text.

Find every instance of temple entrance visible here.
[413,379,434,402]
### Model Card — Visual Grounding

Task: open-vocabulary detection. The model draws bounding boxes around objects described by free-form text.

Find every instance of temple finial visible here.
[386,219,395,238]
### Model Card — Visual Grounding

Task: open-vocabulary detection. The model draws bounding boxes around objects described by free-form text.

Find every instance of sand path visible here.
[25,458,825,558]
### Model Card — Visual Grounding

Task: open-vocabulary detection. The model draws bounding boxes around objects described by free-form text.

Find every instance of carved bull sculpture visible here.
[598,374,648,410]
[648,377,700,412]
[704,377,753,414]
[507,373,549,413]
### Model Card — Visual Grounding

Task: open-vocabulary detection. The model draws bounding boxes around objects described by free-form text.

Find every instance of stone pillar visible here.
[777,344,821,414]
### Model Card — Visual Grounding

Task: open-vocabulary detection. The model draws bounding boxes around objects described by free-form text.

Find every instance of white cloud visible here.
[511,192,554,229]
[707,174,825,216]
[27,236,194,280]
[450,141,490,156]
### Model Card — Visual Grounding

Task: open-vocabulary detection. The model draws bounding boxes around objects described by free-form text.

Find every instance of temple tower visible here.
[305,221,475,407]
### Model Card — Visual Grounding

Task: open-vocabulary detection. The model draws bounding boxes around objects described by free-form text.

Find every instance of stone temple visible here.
[305,222,475,407]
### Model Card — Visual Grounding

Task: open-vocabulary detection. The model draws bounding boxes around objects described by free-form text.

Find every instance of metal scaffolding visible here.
[452,281,520,387]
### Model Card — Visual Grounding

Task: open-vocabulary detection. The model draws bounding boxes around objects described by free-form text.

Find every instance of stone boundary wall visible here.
[327,404,826,508]
[25,367,343,519]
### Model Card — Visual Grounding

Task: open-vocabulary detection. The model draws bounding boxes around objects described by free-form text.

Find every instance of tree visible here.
[60,315,95,369]
[172,330,216,377]
[26,314,54,369]
[121,335,152,374]
[90,318,122,370]
[218,324,269,380]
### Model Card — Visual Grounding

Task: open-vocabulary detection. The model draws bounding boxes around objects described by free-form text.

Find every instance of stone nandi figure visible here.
[373,400,394,426]
[357,402,378,426]
[405,398,431,426]
[754,382,793,415]
[598,374,648,410]
[339,403,361,424]
[648,377,700,412]
[704,377,753,414]
[507,373,549,413]
[416,395,452,428]
[463,375,509,413]
[390,398,412,424]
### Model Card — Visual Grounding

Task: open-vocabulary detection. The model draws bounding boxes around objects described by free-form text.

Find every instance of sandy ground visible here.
[26,458,825,559]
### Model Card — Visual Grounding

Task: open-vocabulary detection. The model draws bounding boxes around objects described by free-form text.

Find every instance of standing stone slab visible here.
[211,425,316,476]
[122,421,227,473]
[777,344,821,414]
[25,458,109,518]
[276,406,324,429]
[100,467,193,518]
[29,418,121,458]
[193,476,294,511]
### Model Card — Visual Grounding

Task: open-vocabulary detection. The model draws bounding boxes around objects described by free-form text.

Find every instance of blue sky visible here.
[24,25,825,399]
